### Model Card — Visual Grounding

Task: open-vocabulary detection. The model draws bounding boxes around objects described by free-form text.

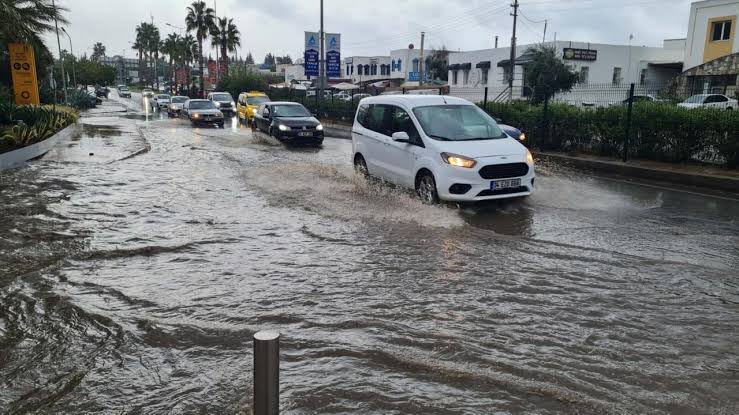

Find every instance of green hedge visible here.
[483,102,739,168]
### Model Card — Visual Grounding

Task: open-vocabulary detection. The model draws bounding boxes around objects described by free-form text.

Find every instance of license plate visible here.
[491,178,521,190]
[298,131,312,137]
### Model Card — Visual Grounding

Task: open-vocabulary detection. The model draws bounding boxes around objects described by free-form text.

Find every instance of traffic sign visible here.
[9,43,40,105]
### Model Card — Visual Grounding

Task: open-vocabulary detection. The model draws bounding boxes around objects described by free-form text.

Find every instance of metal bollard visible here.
[254,331,280,415]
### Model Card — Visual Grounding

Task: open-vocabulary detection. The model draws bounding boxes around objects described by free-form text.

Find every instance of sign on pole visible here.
[304,32,319,77]
[9,43,40,105]
[325,33,341,78]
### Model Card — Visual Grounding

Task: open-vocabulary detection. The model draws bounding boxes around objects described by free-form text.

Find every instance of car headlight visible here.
[214,102,221,107]
[519,132,526,141]
[526,150,534,165]
[252,108,258,115]
[192,113,200,118]
[316,124,324,131]
[278,124,289,131]
[441,153,476,168]
[216,111,223,117]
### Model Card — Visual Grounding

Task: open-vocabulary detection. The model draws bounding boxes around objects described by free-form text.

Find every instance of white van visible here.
[351,95,535,203]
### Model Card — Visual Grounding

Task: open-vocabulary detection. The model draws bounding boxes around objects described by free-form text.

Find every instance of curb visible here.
[534,152,739,194]
[0,123,79,170]
[322,122,352,139]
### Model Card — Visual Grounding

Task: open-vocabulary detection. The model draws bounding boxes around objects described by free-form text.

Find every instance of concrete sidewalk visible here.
[321,122,738,194]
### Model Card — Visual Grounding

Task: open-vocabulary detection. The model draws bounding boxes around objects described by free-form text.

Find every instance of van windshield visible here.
[412,105,506,141]
[247,96,270,105]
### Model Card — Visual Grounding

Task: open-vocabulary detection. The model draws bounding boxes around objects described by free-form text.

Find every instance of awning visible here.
[448,64,460,70]
[647,61,683,70]
[497,52,536,67]
[476,61,491,69]
[459,63,472,70]
[331,82,361,90]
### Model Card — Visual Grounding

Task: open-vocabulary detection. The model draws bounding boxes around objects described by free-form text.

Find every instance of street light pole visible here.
[61,28,77,87]
[319,0,325,100]
[214,0,220,86]
[52,0,67,104]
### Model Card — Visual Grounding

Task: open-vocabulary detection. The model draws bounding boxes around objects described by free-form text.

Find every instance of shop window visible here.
[639,68,648,85]
[481,69,489,85]
[712,20,732,41]
[452,70,458,85]
[463,69,470,84]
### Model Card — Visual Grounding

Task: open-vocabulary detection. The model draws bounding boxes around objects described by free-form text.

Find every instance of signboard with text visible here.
[9,43,40,105]
[562,48,597,61]
[326,33,341,78]
[304,32,319,77]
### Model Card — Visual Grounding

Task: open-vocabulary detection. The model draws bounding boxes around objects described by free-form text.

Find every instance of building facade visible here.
[100,56,141,84]
[678,0,739,96]
[390,48,447,85]
[447,41,684,104]
[342,56,391,84]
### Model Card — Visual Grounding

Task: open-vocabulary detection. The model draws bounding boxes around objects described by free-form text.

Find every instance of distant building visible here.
[390,47,447,85]
[677,0,738,96]
[342,56,391,84]
[100,56,140,84]
[448,40,684,104]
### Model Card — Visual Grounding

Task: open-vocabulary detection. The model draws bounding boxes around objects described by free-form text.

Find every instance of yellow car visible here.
[237,91,271,125]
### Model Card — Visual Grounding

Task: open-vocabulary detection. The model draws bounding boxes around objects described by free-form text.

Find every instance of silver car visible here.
[183,99,224,127]
[168,96,189,117]
[155,94,171,111]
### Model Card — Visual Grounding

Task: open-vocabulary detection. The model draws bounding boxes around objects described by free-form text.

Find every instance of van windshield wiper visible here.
[427,134,452,141]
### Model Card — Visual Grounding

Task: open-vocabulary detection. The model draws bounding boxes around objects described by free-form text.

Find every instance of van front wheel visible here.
[416,172,439,205]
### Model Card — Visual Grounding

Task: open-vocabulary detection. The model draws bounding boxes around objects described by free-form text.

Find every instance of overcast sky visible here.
[44,0,692,61]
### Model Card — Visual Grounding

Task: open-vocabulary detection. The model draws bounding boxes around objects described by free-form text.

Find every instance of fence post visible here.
[624,83,635,163]
[254,331,280,415]
[483,87,489,108]
[542,90,550,147]
[402,88,406,95]
[315,91,320,118]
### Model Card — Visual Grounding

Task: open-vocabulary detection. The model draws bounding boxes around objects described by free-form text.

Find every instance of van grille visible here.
[478,163,529,179]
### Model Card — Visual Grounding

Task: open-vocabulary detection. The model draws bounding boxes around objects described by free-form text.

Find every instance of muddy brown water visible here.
[1,98,738,414]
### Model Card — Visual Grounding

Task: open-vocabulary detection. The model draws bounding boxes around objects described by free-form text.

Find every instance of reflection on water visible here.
[1,99,738,414]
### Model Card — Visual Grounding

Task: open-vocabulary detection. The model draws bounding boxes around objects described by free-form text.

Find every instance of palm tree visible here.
[162,33,179,86]
[185,0,215,97]
[210,17,240,77]
[179,34,198,92]
[0,0,68,43]
[91,42,106,61]
[147,26,161,89]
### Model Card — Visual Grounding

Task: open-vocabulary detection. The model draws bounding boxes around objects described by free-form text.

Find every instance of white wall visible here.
[342,56,391,83]
[684,0,739,70]
[389,48,443,81]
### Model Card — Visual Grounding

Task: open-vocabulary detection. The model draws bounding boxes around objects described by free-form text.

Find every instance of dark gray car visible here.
[183,99,224,127]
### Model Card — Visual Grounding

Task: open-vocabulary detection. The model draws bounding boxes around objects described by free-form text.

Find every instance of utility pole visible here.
[419,32,425,86]
[543,20,547,43]
[61,28,76,87]
[319,0,325,100]
[508,0,519,101]
[151,14,158,90]
[214,0,220,86]
[495,35,499,48]
[52,0,67,104]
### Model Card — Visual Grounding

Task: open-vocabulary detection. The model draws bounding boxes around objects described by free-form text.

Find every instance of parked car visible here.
[333,91,352,101]
[168,96,189,117]
[620,94,662,105]
[678,94,737,110]
[253,102,324,146]
[352,93,372,102]
[117,85,131,98]
[237,91,270,125]
[183,99,224,127]
[155,94,171,111]
[352,95,534,204]
[207,92,236,116]
[95,86,109,98]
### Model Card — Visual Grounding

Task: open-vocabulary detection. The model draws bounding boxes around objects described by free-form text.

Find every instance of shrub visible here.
[66,89,97,109]
[1,104,78,149]
[482,101,739,168]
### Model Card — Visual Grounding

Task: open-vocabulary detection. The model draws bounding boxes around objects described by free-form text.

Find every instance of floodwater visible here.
[1,95,738,414]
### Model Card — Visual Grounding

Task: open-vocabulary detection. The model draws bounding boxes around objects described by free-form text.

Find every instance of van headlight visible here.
[526,150,534,165]
[316,124,324,131]
[252,108,258,115]
[214,101,221,107]
[278,124,289,131]
[441,153,476,168]
[519,132,526,141]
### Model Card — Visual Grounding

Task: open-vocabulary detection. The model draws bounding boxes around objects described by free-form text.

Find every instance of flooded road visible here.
[1,95,738,414]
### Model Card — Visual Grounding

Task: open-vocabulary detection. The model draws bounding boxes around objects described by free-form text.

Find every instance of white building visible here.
[447,40,684,104]
[342,56,391,84]
[390,47,451,85]
[684,0,738,70]
[282,64,306,83]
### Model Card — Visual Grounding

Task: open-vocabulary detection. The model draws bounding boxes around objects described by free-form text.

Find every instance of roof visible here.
[268,101,304,105]
[360,94,472,107]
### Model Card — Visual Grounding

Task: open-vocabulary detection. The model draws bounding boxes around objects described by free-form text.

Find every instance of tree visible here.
[425,47,449,81]
[263,53,276,71]
[185,0,216,97]
[162,33,179,85]
[210,17,240,77]
[245,51,254,64]
[134,22,159,86]
[275,55,292,65]
[91,42,106,61]
[524,44,579,102]
[76,56,116,85]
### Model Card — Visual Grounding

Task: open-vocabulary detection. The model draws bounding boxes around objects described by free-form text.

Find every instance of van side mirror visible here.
[262,108,270,117]
[392,131,410,143]
[494,117,503,123]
